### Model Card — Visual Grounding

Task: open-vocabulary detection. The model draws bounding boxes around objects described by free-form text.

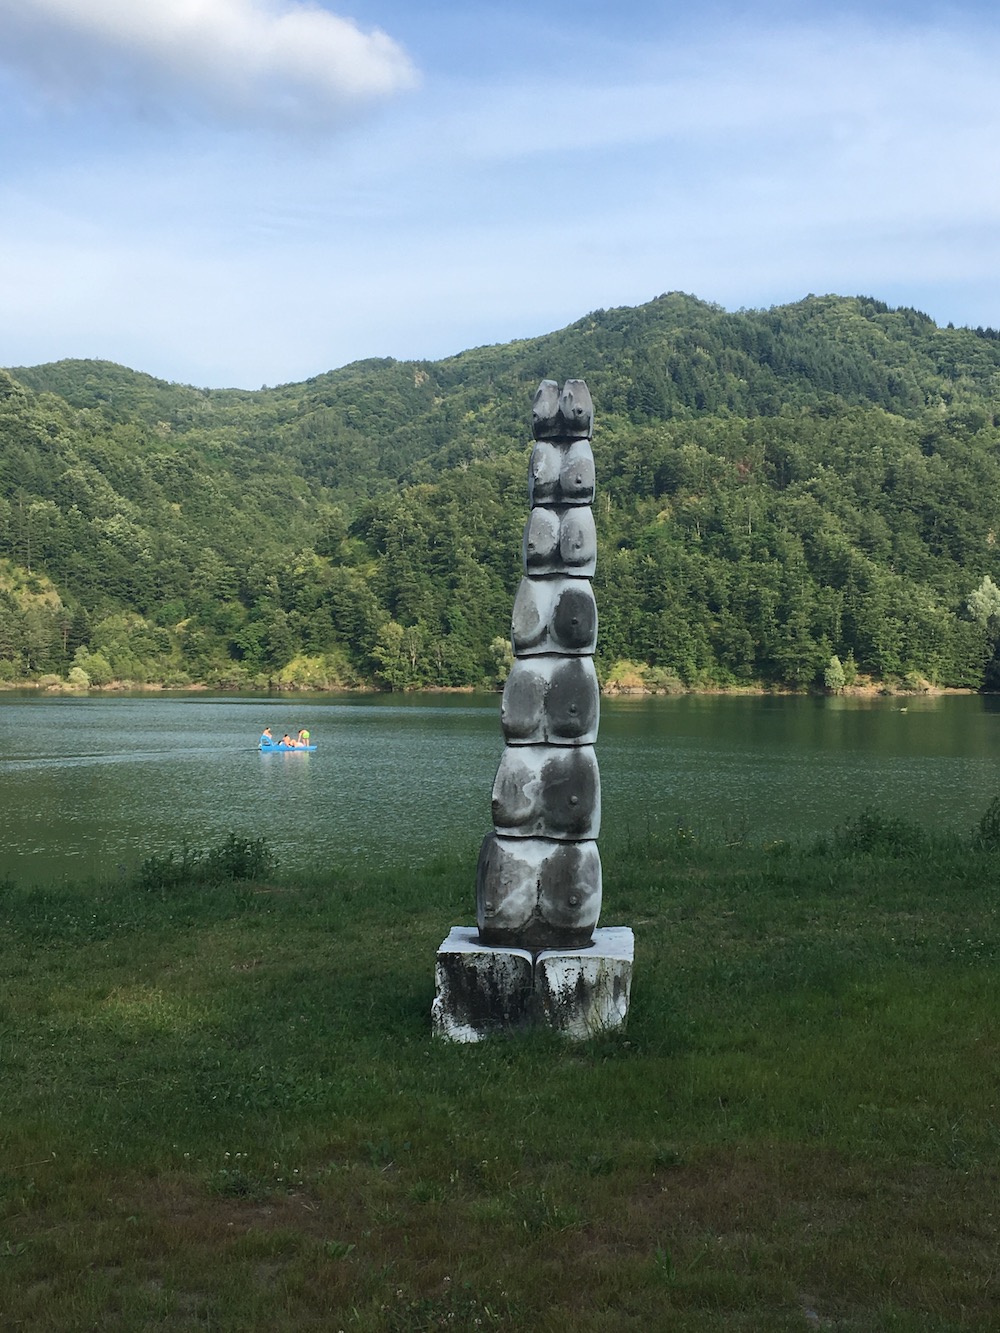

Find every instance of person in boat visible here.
[281,733,296,747]
[260,727,274,747]
[297,727,310,747]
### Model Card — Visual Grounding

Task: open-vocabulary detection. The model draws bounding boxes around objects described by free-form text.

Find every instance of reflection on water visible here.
[0,691,997,885]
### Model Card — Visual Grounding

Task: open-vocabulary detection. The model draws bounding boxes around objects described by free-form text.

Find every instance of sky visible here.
[1,0,999,388]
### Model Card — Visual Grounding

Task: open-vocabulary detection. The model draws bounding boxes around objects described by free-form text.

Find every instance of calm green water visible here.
[1,691,998,885]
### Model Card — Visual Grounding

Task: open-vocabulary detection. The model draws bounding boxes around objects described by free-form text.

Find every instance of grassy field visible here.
[1,810,998,1331]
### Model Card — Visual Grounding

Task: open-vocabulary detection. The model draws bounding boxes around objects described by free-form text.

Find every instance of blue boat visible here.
[259,742,317,752]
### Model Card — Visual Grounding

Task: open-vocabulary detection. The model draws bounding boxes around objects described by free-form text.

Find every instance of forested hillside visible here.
[4,291,1000,692]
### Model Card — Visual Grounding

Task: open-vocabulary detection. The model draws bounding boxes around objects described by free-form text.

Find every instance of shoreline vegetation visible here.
[7,297,1000,703]
[2,807,999,1328]
[0,664,981,698]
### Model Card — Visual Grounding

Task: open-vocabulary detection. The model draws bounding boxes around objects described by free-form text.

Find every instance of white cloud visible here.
[0,0,418,127]
[3,5,1000,384]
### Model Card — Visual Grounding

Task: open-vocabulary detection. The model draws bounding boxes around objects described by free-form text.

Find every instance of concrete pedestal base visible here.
[432,925,634,1042]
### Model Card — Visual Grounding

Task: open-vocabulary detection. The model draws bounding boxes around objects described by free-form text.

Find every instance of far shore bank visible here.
[0,677,982,699]
[602,680,978,698]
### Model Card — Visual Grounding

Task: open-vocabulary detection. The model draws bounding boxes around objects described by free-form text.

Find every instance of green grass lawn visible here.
[1,812,998,1331]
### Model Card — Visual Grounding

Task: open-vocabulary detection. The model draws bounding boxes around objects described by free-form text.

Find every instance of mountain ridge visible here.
[3,291,1000,692]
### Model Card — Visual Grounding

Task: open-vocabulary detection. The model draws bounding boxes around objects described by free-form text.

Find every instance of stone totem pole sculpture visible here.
[433,379,634,1041]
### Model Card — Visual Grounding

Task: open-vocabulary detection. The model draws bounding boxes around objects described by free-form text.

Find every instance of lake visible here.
[1,691,998,886]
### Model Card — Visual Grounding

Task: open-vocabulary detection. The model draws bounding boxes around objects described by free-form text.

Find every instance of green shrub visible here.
[83,652,114,686]
[137,842,203,892]
[138,834,273,891]
[829,807,930,857]
[203,833,273,881]
[823,654,846,692]
[972,794,1000,850]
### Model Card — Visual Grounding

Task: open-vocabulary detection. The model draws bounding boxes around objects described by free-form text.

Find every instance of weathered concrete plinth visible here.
[432,925,634,1043]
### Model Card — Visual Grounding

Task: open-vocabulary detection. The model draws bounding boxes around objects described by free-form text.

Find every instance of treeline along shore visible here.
[5,292,1000,694]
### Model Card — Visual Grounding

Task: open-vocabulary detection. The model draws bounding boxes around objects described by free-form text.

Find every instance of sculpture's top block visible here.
[532,378,594,441]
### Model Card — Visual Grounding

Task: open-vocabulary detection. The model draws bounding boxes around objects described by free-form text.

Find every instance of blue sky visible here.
[1,0,999,388]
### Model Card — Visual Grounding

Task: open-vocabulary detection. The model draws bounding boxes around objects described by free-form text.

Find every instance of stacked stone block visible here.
[432,378,633,1042]
[476,378,602,951]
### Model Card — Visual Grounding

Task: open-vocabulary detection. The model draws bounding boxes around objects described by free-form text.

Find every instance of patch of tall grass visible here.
[137,832,274,892]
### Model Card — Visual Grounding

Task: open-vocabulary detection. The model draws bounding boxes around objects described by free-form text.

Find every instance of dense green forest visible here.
[4,291,1000,692]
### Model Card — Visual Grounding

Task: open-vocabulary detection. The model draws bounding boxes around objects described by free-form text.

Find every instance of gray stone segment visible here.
[528,439,596,508]
[523,505,597,577]
[511,576,598,657]
[476,833,602,947]
[491,744,600,841]
[531,378,594,441]
[501,655,600,746]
